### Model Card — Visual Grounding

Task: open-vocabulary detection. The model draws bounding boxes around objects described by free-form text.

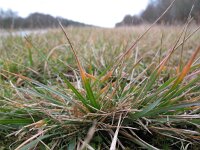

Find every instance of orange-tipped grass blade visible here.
[99,84,110,94]
[59,21,87,83]
[172,46,200,89]
[100,71,113,83]
[59,22,100,110]
[1,69,32,82]
[85,72,97,81]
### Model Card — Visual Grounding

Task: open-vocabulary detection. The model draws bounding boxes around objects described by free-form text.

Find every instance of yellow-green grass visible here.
[0,25,200,149]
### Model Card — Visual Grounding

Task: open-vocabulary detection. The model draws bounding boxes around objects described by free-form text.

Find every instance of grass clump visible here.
[0,9,200,150]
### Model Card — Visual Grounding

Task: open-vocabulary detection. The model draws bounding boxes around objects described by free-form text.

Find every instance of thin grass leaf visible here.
[0,119,33,125]
[171,46,200,90]
[59,22,100,111]
[146,102,200,116]
[110,114,121,150]
[1,70,74,104]
[131,98,162,119]
[92,64,113,87]
[85,72,97,80]
[18,134,53,150]
[139,77,176,106]
[61,74,91,112]
[59,21,87,83]
[80,121,96,150]
[85,78,100,110]
[165,76,200,105]
[27,47,33,66]
[120,129,160,150]
[19,88,65,106]
[100,70,113,83]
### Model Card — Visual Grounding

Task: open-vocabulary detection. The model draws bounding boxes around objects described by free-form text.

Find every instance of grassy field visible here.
[0,25,200,149]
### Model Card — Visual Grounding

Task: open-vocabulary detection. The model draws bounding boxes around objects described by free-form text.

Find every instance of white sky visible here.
[0,0,149,28]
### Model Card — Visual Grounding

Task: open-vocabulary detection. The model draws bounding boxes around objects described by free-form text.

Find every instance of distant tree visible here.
[131,15,143,25]
[193,0,200,23]
[24,13,58,28]
[0,9,88,29]
[145,0,199,24]
[141,3,159,23]
[123,15,134,25]
[172,0,193,23]
[116,15,142,27]
[0,9,18,28]
[0,9,18,18]
[116,0,200,27]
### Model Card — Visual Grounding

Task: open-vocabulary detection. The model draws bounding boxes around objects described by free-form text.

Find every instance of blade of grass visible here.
[147,102,200,117]
[85,78,100,109]
[0,119,33,125]
[110,114,122,150]
[61,74,92,112]
[1,70,77,106]
[171,46,200,90]
[59,22,100,111]
[18,134,54,150]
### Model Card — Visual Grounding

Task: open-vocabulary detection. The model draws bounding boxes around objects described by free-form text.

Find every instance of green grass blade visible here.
[19,88,65,106]
[135,70,158,103]
[157,77,176,91]
[62,75,91,111]
[84,78,100,109]
[140,77,176,106]
[131,98,162,119]
[146,102,200,116]
[159,76,200,107]
[28,48,33,66]
[31,80,73,104]
[0,119,33,125]
[19,134,53,150]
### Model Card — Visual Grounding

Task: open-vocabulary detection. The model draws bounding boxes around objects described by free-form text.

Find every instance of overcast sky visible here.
[0,0,149,27]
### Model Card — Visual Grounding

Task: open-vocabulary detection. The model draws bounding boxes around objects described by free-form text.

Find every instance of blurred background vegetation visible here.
[0,10,88,29]
[116,0,200,27]
[0,0,200,29]
[116,0,200,26]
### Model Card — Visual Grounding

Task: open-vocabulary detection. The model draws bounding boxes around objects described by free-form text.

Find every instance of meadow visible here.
[0,25,200,149]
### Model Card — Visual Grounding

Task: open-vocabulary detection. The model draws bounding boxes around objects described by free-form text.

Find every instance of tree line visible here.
[116,0,200,27]
[0,9,88,29]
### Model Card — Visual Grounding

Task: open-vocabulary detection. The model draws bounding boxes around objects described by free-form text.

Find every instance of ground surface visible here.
[0,25,200,149]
